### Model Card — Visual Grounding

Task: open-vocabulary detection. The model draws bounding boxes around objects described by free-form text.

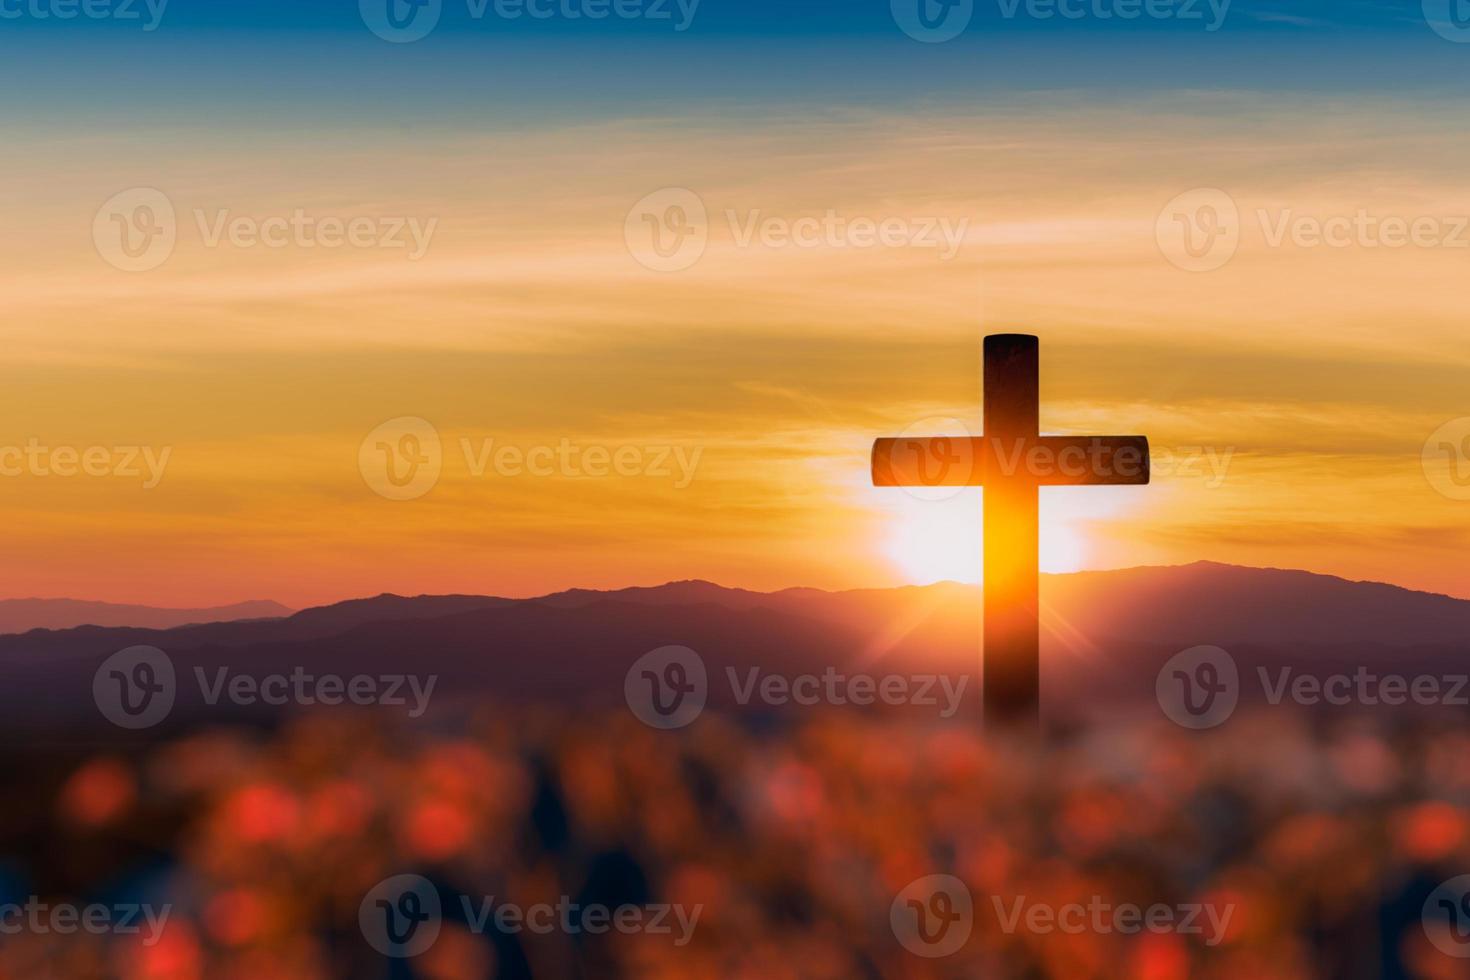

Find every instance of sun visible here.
[880,489,1096,585]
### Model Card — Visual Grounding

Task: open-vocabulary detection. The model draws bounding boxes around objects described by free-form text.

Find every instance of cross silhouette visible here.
[871,334,1149,729]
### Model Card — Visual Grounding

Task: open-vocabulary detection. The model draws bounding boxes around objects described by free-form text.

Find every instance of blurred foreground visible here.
[4,708,1470,979]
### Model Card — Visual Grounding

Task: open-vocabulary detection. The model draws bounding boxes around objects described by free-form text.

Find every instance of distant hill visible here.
[4,562,1468,734]
[1038,561,1470,648]
[0,598,292,635]
[536,561,1470,647]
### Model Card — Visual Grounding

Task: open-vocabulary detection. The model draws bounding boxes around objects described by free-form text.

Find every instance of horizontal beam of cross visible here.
[871,435,1150,488]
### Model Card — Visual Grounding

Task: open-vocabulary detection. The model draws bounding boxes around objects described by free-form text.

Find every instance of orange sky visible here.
[4,96,1469,607]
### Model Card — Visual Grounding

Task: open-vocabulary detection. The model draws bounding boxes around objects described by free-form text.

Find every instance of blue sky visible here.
[3,0,1466,128]
[0,0,1440,34]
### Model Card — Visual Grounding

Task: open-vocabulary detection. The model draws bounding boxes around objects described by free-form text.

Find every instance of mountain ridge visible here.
[8,561,1468,643]
[3,561,1468,733]
[0,597,293,635]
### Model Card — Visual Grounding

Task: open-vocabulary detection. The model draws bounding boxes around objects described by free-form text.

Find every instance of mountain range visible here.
[4,562,1467,735]
[0,598,292,634]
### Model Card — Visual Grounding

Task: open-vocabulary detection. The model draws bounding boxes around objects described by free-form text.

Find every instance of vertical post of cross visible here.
[869,332,1149,733]
[982,334,1040,729]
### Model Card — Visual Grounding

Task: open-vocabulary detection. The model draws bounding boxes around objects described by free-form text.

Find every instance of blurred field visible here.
[3,707,1470,979]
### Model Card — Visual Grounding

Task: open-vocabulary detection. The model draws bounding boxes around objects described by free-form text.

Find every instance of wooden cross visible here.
[871,334,1149,729]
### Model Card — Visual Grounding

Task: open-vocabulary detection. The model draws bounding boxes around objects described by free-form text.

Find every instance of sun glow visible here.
[881,489,1109,585]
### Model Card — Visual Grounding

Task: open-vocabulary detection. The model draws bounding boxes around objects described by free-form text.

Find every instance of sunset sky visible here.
[2,0,1468,606]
